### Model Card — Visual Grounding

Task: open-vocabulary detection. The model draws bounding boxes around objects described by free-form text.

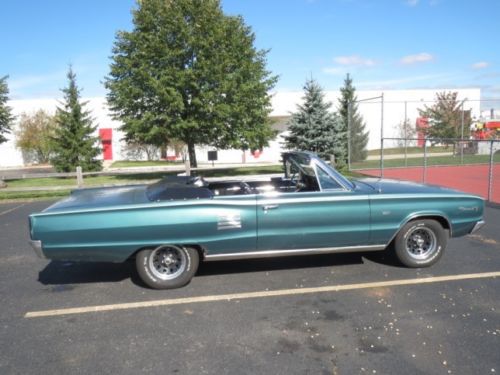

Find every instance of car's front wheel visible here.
[394,219,448,268]
[136,245,199,289]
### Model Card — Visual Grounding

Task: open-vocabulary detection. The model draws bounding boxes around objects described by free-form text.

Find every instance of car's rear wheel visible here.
[394,219,448,268]
[136,245,199,289]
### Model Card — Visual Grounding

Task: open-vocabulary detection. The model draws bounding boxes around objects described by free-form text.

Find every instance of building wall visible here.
[1,88,482,167]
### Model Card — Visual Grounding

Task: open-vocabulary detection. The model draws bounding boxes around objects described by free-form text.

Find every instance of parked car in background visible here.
[29,151,485,289]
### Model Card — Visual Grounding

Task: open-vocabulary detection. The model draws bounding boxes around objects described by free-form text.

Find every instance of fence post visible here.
[423,139,427,184]
[404,101,408,167]
[347,101,352,171]
[488,140,494,201]
[380,93,384,178]
[184,158,191,177]
[460,100,465,165]
[76,166,83,188]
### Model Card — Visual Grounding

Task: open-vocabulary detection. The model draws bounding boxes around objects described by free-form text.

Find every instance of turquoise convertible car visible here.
[29,152,485,289]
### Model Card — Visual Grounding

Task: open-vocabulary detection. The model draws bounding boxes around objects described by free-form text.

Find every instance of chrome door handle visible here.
[262,204,279,211]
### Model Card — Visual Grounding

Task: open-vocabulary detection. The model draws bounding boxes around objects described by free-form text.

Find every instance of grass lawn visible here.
[1,164,362,200]
[352,153,500,169]
[5,174,159,188]
[5,165,285,189]
[0,190,72,200]
[367,146,449,156]
[110,160,182,168]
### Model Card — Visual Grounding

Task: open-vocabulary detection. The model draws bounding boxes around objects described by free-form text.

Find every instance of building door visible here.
[99,128,113,160]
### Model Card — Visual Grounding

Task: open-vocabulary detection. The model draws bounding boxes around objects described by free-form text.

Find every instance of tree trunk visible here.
[187,141,197,168]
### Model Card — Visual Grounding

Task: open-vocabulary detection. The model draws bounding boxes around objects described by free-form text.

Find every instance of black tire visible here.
[394,219,448,268]
[136,245,199,289]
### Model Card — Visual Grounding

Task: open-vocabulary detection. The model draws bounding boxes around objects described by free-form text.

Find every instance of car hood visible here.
[43,185,150,213]
[354,177,467,196]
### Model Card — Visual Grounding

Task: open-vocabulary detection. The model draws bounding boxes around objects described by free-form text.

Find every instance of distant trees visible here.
[393,119,416,147]
[105,0,277,167]
[0,76,14,144]
[285,78,345,165]
[418,91,469,144]
[338,74,368,162]
[122,142,160,161]
[15,110,57,164]
[51,68,102,172]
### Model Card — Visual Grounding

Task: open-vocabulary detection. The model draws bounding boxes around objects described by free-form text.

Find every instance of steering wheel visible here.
[239,181,253,194]
[190,176,207,187]
[291,171,307,192]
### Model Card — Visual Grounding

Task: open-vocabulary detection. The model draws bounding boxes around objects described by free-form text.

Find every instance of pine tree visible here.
[338,74,368,163]
[0,76,14,144]
[51,68,102,172]
[285,79,345,165]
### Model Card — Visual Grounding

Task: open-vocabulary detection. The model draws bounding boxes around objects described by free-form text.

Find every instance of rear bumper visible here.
[469,220,485,234]
[29,240,46,259]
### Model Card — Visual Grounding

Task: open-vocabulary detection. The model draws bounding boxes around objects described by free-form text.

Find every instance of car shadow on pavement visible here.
[196,252,366,277]
[37,250,402,288]
[362,245,406,268]
[38,260,140,286]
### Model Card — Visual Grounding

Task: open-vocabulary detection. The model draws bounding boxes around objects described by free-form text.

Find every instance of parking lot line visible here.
[0,204,26,216]
[24,271,500,318]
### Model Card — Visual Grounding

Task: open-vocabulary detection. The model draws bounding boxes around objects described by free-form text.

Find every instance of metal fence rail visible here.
[351,137,499,202]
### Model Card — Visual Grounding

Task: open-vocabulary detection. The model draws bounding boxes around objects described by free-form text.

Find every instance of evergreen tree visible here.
[285,79,345,165]
[51,68,102,172]
[338,74,368,163]
[105,0,277,167]
[0,76,14,144]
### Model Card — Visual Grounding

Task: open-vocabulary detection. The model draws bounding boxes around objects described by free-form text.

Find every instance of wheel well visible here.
[408,215,451,234]
[386,215,451,248]
[184,244,206,261]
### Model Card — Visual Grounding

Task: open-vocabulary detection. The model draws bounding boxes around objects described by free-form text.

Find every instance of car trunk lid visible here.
[42,185,149,213]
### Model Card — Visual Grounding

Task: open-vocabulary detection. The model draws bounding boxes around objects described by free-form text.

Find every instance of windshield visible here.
[314,155,355,190]
[285,152,354,190]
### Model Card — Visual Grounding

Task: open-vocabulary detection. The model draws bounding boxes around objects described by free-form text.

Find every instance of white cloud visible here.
[400,52,434,65]
[356,73,452,89]
[8,71,65,91]
[322,67,344,75]
[333,55,376,67]
[406,0,419,6]
[471,61,490,70]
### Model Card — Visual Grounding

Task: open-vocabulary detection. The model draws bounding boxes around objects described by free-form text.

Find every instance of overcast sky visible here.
[1,0,499,100]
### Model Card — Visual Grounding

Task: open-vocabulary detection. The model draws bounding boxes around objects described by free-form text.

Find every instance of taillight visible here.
[28,217,34,239]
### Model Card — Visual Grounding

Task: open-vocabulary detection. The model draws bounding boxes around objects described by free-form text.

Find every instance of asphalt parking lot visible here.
[0,201,499,374]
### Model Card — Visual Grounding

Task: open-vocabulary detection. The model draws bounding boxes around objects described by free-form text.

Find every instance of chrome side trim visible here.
[29,240,46,259]
[469,220,485,234]
[32,193,483,217]
[204,244,386,261]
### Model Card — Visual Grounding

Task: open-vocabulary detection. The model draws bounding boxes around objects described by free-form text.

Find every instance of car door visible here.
[256,163,371,251]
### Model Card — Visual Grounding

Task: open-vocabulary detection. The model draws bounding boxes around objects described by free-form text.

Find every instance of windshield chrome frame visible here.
[283,152,354,192]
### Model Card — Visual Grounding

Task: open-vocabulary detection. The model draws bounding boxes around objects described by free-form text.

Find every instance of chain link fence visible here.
[348,97,500,203]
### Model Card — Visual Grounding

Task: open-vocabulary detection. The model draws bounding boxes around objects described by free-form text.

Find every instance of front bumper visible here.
[470,220,486,234]
[29,240,46,259]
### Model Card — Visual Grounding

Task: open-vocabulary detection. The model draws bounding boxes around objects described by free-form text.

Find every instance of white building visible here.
[0,88,481,168]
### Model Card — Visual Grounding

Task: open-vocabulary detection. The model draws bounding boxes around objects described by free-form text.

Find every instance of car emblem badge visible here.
[217,213,242,230]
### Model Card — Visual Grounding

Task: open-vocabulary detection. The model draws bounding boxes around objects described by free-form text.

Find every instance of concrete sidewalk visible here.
[0,162,280,180]
[366,152,453,161]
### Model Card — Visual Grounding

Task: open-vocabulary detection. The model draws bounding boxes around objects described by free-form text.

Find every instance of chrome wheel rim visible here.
[149,246,187,280]
[405,227,437,260]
